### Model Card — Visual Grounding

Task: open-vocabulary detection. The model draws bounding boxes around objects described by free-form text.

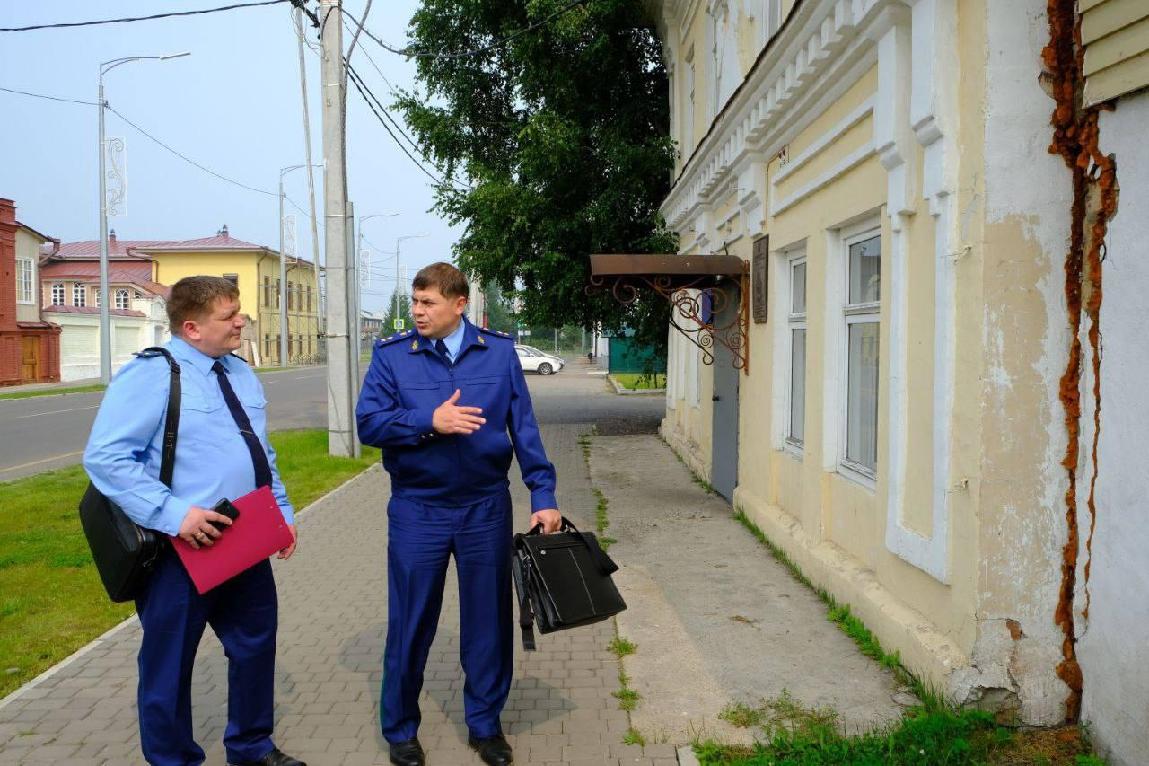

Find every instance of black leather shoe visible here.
[228,748,306,766]
[388,737,426,766]
[468,734,513,766]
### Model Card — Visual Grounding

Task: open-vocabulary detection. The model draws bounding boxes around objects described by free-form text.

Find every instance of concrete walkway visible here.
[0,425,903,765]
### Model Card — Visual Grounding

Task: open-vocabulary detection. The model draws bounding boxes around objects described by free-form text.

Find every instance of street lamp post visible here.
[278,163,323,367]
[394,233,429,331]
[98,52,189,383]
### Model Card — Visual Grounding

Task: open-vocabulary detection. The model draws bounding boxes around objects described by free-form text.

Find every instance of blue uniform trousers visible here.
[382,491,513,743]
[135,550,278,766]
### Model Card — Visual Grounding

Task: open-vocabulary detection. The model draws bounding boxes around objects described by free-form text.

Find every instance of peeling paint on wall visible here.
[1042,0,1118,723]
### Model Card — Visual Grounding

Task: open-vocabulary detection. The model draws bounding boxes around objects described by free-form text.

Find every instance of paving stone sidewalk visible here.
[0,421,908,765]
[0,423,675,765]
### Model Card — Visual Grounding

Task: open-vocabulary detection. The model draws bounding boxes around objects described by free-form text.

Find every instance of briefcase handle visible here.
[526,515,580,537]
[524,516,618,576]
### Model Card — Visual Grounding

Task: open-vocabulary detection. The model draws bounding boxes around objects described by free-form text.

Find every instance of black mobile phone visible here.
[211,498,241,530]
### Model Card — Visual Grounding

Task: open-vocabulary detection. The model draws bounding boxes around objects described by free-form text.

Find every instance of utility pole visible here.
[293,6,323,331]
[320,0,354,456]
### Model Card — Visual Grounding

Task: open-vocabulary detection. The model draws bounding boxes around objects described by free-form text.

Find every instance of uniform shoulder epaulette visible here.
[477,326,513,341]
[377,329,414,347]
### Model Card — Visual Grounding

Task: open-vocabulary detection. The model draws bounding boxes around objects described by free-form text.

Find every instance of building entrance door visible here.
[20,336,39,382]
[710,284,741,501]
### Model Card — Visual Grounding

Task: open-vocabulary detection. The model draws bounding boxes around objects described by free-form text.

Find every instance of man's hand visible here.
[178,505,232,549]
[278,524,297,560]
[433,389,485,435]
[530,508,562,534]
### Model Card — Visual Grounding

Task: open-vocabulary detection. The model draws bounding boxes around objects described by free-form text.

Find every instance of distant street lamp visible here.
[279,163,323,366]
[357,212,398,336]
[394,233,429,330]
[98,52,189,383]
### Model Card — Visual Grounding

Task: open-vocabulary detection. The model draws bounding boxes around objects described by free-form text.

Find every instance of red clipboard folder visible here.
[172,485,294,594]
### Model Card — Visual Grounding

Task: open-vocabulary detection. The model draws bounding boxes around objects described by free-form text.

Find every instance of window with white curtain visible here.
[758,0,783,47]
[787,255,807,448]
[73,283,86,307]
[709,1,741,113]
[15,257,33,304]
[115,289,130,310]
[843,233,881,475]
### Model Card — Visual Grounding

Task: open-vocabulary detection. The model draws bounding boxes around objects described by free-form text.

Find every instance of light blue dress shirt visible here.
[438,318,466,363]
[83,337,294,536]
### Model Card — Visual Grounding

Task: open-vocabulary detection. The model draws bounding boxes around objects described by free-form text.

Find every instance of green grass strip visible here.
[609,373,667,391]
[0,430,379,698]
[0,384,105,401]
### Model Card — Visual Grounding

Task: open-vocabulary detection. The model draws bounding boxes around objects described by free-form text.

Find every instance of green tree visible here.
[398,0,676,349]
[380,287,414,335]
[481,283,517,334]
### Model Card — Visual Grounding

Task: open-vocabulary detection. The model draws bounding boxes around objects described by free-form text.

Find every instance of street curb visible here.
[607,374,667,396]
[677,745,701,765]
[0,612,140,712]
[0,463,382,711]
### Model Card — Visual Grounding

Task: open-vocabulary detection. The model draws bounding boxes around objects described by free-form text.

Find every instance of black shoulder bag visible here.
[512,516,627,651]
[79,347,180,603]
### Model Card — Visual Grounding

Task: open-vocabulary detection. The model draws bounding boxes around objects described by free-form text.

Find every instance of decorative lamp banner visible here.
[283,214,297,258]
[104,137,126,217]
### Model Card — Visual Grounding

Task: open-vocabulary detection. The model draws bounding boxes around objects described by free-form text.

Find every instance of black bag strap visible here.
[510,538,537,651]
[135,347,181,488]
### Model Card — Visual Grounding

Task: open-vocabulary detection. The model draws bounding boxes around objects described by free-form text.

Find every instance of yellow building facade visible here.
[651,0,1106,730]
[139,230,320,366]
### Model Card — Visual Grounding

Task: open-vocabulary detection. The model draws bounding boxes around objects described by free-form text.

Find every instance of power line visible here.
[1,83,316,218]
[0,85,99,106]
[341,16,397,94]
[343,59,423,160]
[343,60,449,188]
[0,0,291,32]
[343,32,476,194]
[341,1,586,60]
[107,105,279,199]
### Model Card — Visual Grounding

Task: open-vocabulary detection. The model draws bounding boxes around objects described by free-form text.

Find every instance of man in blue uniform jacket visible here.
[84,276,304,766]
[356,262,561,766]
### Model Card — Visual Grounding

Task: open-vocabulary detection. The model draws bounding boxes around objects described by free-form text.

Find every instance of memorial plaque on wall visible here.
[752,235,769,323]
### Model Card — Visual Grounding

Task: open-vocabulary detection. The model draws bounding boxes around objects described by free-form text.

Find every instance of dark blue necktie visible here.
[212,359,273,489]
[434,338,451,365]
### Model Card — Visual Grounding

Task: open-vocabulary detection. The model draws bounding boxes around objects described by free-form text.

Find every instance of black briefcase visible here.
[79,348,180,603]
[512,517,626,650]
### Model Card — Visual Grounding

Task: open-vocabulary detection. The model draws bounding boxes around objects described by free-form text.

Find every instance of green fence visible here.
[608,337,667,374]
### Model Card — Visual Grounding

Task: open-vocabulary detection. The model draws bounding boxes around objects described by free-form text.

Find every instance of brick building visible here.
[0,198,60,386]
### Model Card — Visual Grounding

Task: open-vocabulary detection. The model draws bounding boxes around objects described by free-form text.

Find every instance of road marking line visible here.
[0,450,84,475]
[16,405,100,419]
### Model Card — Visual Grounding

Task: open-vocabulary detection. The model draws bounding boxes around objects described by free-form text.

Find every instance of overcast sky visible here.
[0,0,456,315]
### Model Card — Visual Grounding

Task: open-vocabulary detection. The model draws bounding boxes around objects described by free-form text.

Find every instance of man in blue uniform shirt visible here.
[357,262,561,766]
[84,276,304,766]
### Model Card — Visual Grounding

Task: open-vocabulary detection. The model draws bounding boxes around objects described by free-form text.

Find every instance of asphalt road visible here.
[0,362,663,482]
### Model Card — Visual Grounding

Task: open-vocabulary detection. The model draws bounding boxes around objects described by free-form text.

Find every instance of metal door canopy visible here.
[588,253,750,373]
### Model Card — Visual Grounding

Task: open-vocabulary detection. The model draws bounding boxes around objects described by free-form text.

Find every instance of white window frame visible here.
[840,228,881,484]
[51,283,64,305]
[115,288,130,310]
[15,256,34,304]
[785,253,808,453]
[73,283,86,307]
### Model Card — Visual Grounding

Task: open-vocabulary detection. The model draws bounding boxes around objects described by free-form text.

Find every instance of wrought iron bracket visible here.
[587,260,750,374]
